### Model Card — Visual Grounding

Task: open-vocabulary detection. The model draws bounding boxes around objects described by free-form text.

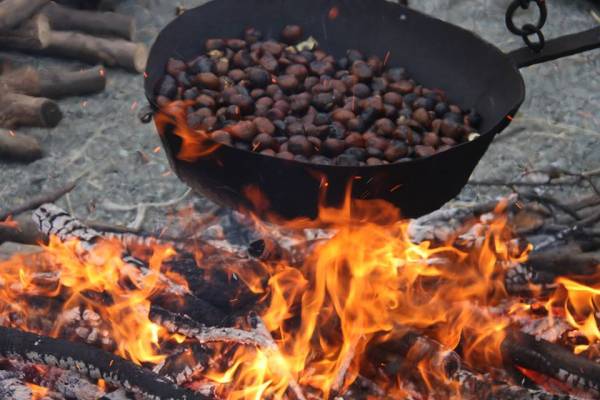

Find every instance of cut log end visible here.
[134,43,149,73]
[40,99,63,127]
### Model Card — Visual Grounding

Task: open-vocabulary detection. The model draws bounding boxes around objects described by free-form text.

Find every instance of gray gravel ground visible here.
[0,0,598,232]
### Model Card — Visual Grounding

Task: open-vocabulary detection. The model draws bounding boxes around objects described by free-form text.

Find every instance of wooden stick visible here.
[40,1,135,40]
[0,181,76,221]
[0,92,62,129]
[0,130,43,162]
[1,65,106,99]
[0,0,49,31]
[0,326,209,400]
[42,29,147,72]
[0,14,50,50]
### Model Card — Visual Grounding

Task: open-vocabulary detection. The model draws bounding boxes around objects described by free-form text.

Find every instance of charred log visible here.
[0,130,43,163]
[150,305,269,348]
[0,326,210,400]
[1,65,106,99]
[40,1,135,40]
[502,330,600,394]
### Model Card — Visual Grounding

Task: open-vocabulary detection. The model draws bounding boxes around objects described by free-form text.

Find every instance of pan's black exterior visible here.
[145,0,526,220]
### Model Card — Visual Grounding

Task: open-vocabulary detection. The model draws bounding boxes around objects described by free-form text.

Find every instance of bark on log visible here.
[1,65,106,99]
[54,0,123,11]
[40,1,135,40]
[0,130,43,162]
[502,330,600,393]
[0,15,50,51]
[0,213,46,245]
[0,326,209,400]
[0,0,49,31]
[42,30,147,72]
[0,92,62,129]
[0,181,76,222]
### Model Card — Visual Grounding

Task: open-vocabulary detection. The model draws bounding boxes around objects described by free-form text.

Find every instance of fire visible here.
[154,100,221,162]
[27,383,49,399]
[3,194,600,398]
[0,236,179,365]
[205,198,530,398]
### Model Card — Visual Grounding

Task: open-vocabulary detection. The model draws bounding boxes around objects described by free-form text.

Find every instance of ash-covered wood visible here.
[0,326,210,400]
[0,0,49,31]
[40,1,135,40]
[150,305,270,348]
[0,130,43,162]
[0,92,62,129]
[1,65,106,99]
[503,330,600,394]
[0,370,32,400]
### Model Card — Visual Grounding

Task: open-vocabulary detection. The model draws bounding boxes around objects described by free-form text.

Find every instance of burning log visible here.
[40,1,134,40]
[150,305,270,348]
[0,326,210,399]
[0,0,49,31]
[33,203,229,326]
[0,130,43,162]
[41,30,147,72]
[502,330,600,394]
[1,65,106,99]
[3,358,106,399]
[0,92,62,129]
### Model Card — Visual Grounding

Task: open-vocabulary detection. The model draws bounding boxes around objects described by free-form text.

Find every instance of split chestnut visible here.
[155,25,482,166]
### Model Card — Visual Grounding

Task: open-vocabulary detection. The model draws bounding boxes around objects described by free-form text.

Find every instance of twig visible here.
[0,180,76,221]
[102,189,191,230]
[518,191,581,221]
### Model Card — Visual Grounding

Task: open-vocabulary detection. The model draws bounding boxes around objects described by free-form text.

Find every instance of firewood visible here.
[0,181,76,222]
[0,326,210,400]
[0,213,46,245]
[0,0,49,31]
[0,130,43,162]
[0,14,50,50]
[42,29,147,72]
[0,92,62,129]
[54,0,123,11]
[40,1,135,40]
[502,330,600,393]
[0,65,106,99]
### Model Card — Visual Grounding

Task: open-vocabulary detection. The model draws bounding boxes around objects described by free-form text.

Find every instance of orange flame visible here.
[204,198,530,398]
[0,236,179,365]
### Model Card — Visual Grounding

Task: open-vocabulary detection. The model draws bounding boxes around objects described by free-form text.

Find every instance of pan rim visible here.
[145,0,526,170]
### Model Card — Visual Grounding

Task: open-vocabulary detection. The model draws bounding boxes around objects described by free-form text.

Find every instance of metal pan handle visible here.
[508,26,600,69]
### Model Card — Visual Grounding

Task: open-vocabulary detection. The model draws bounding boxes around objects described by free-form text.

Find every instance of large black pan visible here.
[144,0,600,221]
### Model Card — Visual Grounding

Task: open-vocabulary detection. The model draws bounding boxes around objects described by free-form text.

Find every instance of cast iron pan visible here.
[144,0,600,221]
